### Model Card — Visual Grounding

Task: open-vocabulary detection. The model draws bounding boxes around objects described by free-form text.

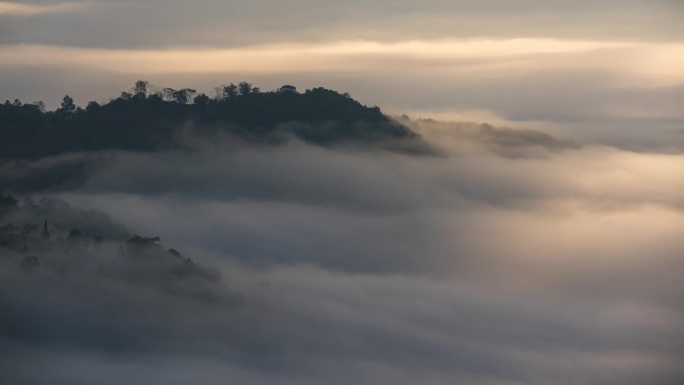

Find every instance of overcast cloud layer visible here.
[2,122,683,384]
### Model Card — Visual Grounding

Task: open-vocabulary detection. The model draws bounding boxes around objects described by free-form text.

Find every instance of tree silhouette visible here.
[194,93,210,105]
[134,80,149,96]
[59,95,77,118]
[32,101,46,113]
[221,83,238,100]
[238,82,253,96]
[175,88,196,104]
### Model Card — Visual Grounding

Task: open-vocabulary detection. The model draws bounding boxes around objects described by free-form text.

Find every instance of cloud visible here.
[0,1,681,49]
[0,151,112,194]
[2,119,683,384]
[0,1,86,16]
[1,1,682,382]
[2,260,683,384]
[1,40,682,89]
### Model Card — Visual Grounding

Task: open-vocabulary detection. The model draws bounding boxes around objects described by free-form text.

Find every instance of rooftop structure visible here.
[41,220,51,240]
[279,85,297,93]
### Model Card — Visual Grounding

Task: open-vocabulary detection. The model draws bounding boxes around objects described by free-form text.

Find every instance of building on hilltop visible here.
[41,220,51,240]
[278,85,297,93]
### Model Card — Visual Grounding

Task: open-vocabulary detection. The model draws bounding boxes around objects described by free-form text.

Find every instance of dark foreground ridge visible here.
[0,81,419,160]
[0,195,221,292]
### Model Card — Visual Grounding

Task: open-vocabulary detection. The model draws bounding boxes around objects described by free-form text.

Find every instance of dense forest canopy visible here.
[0,81,416,160]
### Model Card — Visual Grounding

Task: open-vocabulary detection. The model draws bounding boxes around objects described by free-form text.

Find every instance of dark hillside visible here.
[0,83,418,160]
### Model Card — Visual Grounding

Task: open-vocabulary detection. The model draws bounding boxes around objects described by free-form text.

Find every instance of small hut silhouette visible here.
[41,220,51,240]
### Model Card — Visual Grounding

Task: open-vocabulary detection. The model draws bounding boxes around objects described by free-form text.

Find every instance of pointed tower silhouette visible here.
[41,219,51,240]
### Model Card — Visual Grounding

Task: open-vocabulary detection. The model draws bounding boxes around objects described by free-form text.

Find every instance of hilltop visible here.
[0,195,220,288]
[0,82,420,160]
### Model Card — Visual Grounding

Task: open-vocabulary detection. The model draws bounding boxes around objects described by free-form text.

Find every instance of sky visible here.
[1,1,684,384]
[0,0,683,140]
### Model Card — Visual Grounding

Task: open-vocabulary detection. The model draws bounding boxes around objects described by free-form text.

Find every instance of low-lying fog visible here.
[1,120,683,384]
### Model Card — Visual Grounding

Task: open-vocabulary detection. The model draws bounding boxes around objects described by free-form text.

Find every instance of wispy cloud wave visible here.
[0,1,86,16]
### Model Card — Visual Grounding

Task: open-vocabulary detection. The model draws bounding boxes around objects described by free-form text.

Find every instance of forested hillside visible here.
[0,81,416,160]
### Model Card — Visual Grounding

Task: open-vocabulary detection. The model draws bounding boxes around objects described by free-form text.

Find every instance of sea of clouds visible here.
[1,120,683,385]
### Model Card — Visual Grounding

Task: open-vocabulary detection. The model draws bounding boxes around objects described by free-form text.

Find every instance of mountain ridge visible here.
[0,82,421,160]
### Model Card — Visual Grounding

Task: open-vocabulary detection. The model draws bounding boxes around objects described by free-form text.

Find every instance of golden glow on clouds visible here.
[1,39,682,88]
[308,38,632,56]
[0,1,86,16]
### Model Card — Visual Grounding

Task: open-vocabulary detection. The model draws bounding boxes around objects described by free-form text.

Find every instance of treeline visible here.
[0,81,414,160]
